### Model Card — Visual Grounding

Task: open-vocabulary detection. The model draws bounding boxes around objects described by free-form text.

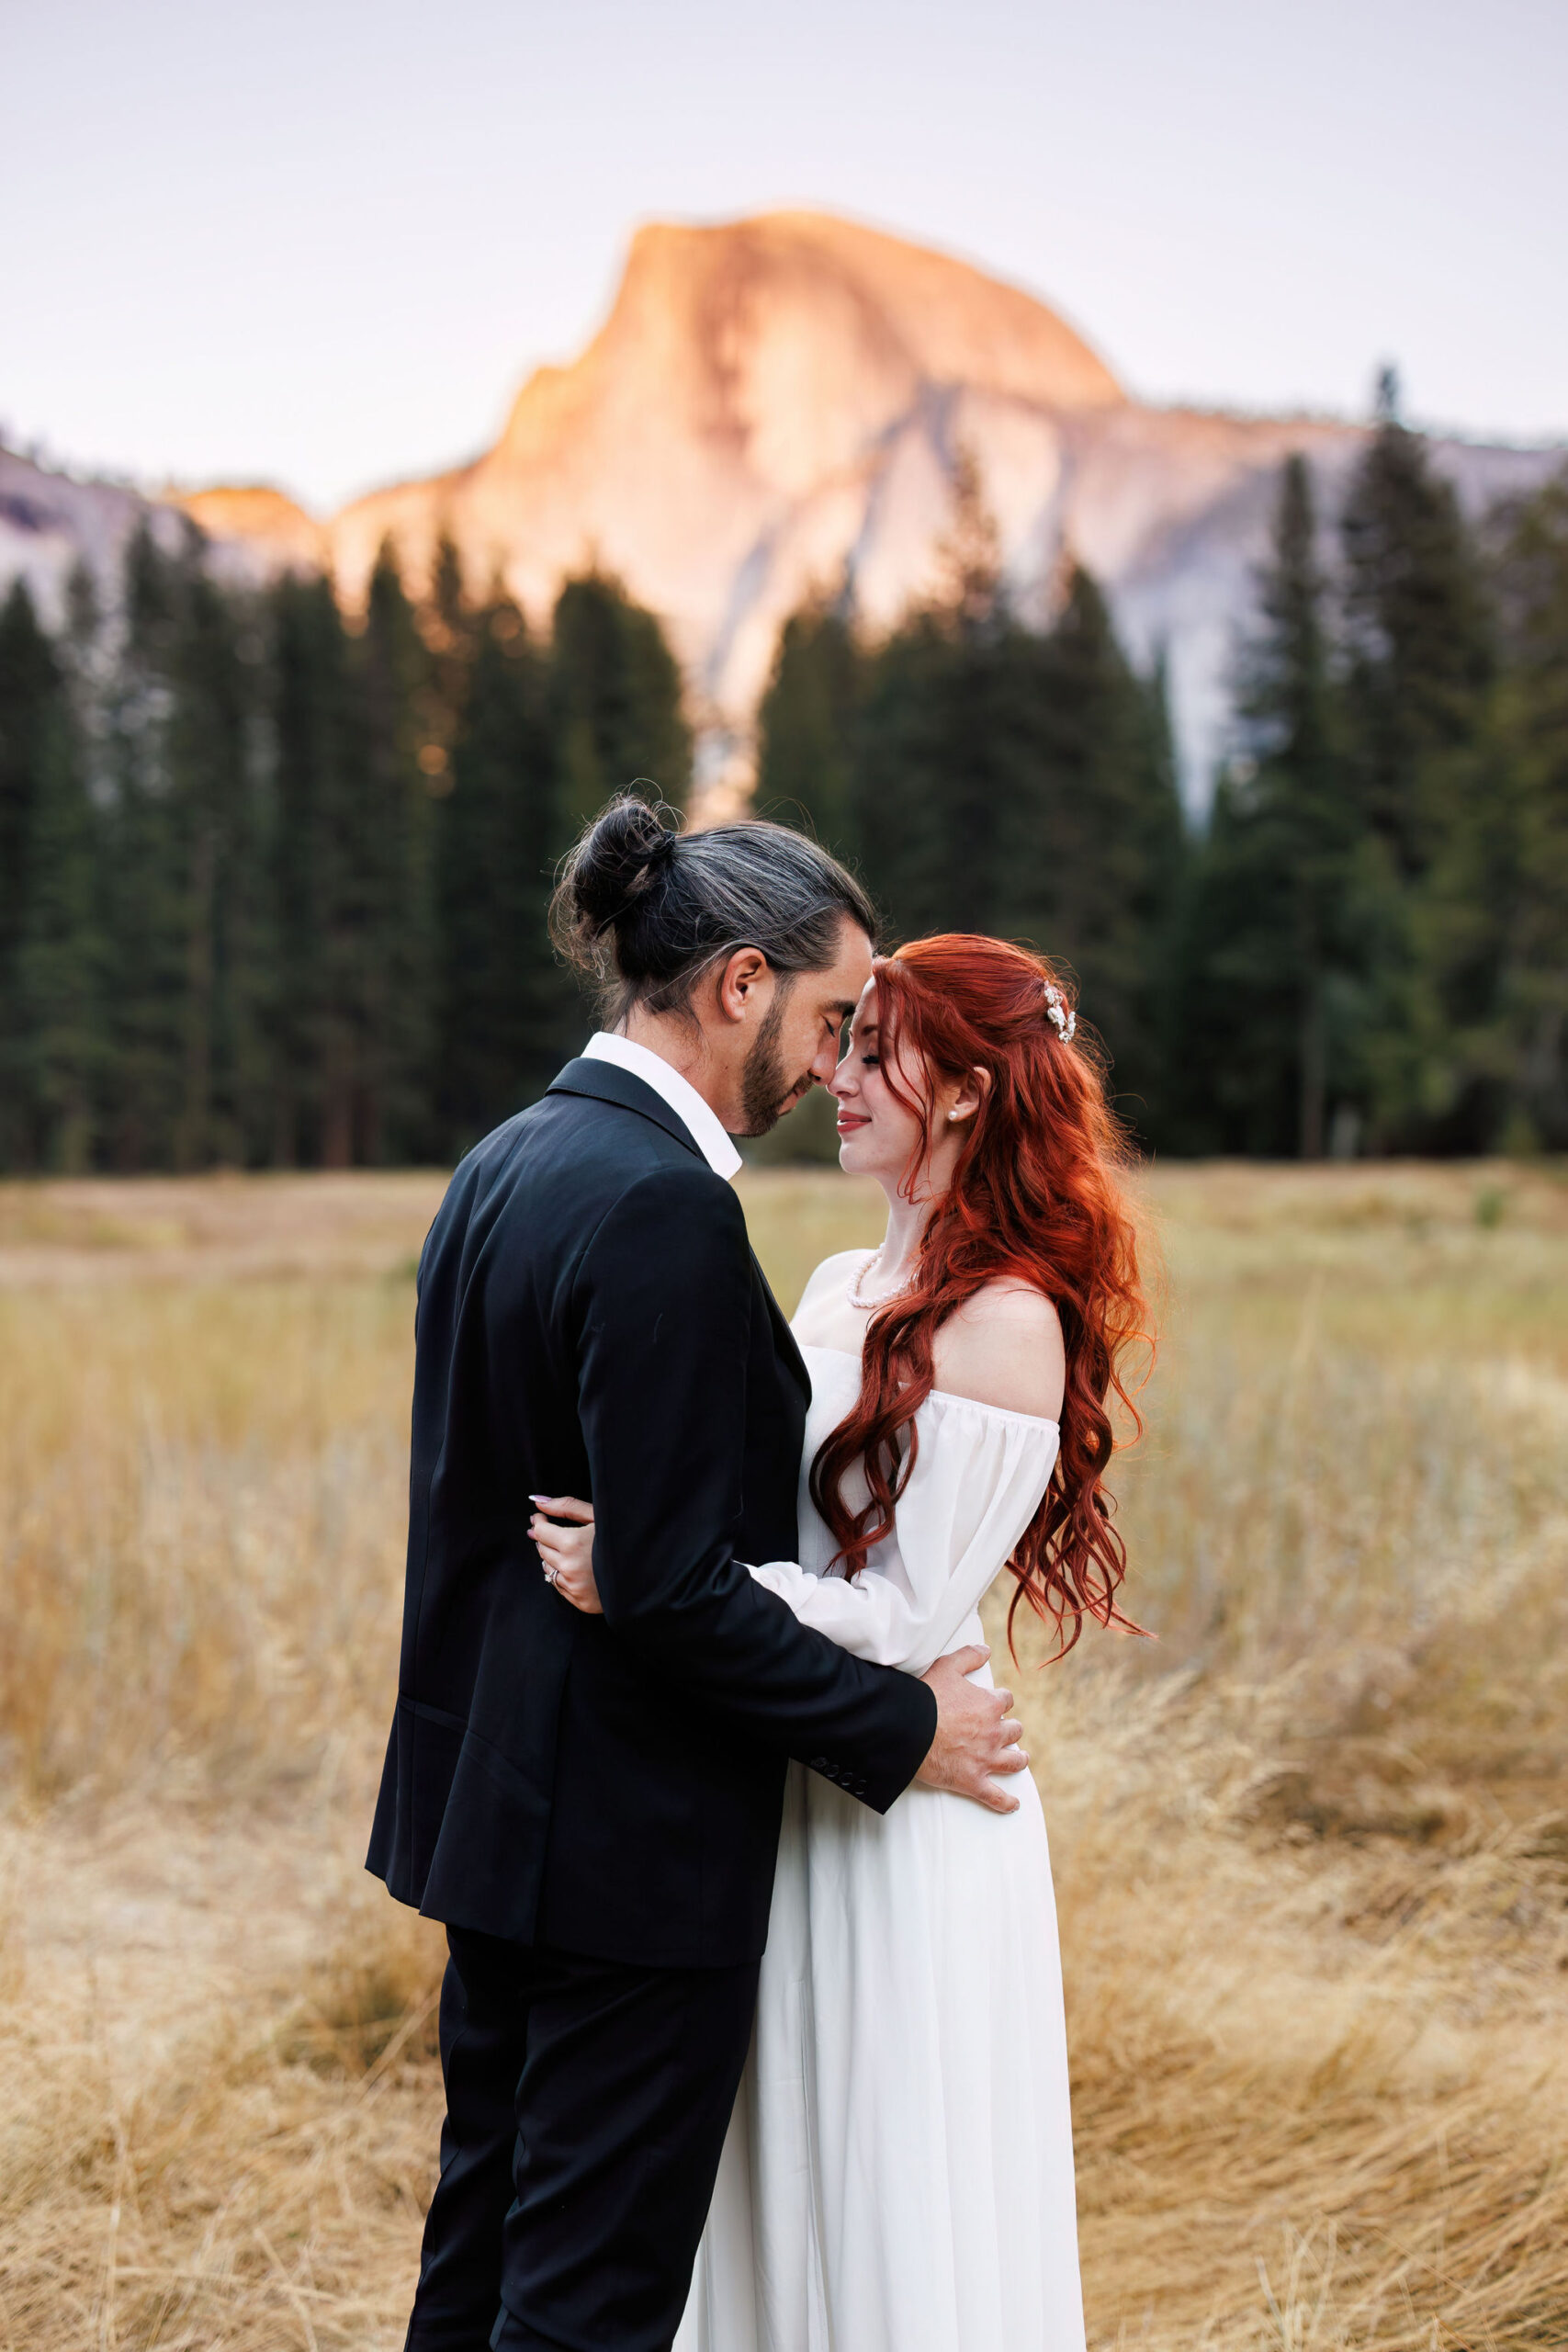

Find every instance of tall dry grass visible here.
[1,1161,1565,2348]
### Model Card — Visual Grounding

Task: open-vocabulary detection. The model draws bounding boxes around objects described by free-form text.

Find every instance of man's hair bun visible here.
[555,789,679,941]
[550,786,877,1027]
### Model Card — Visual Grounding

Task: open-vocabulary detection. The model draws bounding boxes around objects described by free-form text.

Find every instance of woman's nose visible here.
[829,1057,856,1101]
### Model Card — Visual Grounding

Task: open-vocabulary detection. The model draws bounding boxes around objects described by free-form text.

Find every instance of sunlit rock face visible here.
[6,212,1560,806]
[321,213,1134,803]
[310,213,1566,805]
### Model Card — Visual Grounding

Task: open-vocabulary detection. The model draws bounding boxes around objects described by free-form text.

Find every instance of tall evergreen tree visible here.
[1484,467,1568,1147]
[435,591,577,1152]
[551,571,693,820]
[95,525,271,1169]
[1338,403,1497,1145]
[844,497,1182,1129]
[754,601,864,862]
[359,544,436,1160]
[421,532,477,770]
[1341,405,1493,881]
[0,580,98,1169]
[851,465,1012,941]
[270,568,405,1167]
[168,566,267,1168]
[100,526,201,1170]
[996,566,1184,1125]
[269,572,338,1162]
[1178,457,1362,1155]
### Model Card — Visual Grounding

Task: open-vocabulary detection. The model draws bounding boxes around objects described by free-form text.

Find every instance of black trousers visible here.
[405,1927,760,2352]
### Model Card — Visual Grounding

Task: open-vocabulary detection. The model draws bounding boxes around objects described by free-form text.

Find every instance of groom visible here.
[367,797,1027,2352]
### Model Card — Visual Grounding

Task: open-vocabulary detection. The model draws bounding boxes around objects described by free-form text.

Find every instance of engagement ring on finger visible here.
[545,1566,559,1585]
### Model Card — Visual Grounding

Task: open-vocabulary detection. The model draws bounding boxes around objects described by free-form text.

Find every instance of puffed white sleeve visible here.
[746,1394,1059,1675]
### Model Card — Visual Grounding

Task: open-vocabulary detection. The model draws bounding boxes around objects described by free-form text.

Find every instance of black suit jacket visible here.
[367,1056,937,1967]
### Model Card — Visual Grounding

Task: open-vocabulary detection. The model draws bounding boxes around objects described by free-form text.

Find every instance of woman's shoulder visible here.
[931,1281,1065,1421]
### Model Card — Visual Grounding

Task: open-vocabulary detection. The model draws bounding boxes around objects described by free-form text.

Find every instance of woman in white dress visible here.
[531,933,1150,2352]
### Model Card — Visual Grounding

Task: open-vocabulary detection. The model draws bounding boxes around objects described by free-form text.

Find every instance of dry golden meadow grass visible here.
[2,1159,1566,2348]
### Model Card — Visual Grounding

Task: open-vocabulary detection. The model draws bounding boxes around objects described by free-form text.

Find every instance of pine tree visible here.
[1179,457,1361,1155]
[269,569,393,1166]
[551,571,693,820]
[1485,467,1568,1147]
[421,532,476,774]
[846,517,1182,1133]
[358,544,436,1161]
[435,591,577,1152]
[100,526,199,1170]
[1338,402,1499,1146]
[996,565,1184,1125]
[269,572,333,1162]
[754,602,864,863]
[0,580,54,1163]
[170,567,267,1166]
[0,580,98,1169]
[851,464,1012,941]
[1341,406,1493,881]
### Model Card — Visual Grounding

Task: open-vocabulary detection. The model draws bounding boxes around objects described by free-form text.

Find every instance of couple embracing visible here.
[367,795,1148,2352]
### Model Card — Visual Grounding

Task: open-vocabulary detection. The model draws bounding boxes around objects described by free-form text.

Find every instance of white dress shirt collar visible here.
[582,1032,744,1180]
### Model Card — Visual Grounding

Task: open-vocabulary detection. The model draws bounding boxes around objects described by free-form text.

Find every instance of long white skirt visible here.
[674,1757,1086,2352]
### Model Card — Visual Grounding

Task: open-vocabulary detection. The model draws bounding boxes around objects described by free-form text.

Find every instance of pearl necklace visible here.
[847,1249,914,1313]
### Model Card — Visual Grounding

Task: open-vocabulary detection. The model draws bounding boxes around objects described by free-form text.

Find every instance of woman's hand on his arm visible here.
[531,1496,602,1614]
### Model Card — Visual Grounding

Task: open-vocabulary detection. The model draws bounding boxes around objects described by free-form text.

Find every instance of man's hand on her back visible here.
[915,1646,1028,1815]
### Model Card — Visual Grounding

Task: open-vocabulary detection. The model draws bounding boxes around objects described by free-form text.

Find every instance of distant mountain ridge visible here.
[4,210,1561,807]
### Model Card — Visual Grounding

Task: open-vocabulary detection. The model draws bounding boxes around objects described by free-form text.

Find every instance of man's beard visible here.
[739,988,810,1136]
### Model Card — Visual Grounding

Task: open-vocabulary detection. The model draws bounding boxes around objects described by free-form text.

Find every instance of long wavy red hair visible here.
[809,934,1153,1658]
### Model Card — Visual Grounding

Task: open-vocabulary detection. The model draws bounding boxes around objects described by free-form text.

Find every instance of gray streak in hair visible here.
[550,790,877,1025]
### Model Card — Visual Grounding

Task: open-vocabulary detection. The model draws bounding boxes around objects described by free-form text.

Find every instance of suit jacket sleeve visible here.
[573,1163,936,1812]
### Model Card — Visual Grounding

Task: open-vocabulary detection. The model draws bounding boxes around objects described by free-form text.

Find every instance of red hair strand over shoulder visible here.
[808,934,1153,1659]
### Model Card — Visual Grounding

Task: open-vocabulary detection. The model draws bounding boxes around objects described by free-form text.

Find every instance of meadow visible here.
[1,1159,1565,2350]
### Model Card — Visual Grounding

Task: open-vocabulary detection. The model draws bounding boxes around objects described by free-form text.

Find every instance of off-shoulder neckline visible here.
[795,1340,1060,1433]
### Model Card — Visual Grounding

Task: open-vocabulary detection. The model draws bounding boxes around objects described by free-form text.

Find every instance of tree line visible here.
[757,418,1568,1159]
[1,410,1564,1171]
[0,533,687,1170]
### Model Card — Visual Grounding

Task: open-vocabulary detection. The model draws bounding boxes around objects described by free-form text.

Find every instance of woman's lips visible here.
[836,1114,871,1133]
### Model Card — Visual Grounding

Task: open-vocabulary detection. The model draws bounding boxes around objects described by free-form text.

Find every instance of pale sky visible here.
[6,0,1564,514]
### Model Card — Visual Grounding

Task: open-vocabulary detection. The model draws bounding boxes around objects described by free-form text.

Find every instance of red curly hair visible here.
[808,934,1152,1658]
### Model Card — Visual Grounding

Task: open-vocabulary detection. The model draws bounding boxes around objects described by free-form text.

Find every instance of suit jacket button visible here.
[809,1757,829,1771]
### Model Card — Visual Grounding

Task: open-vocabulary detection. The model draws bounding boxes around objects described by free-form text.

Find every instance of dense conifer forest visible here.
[2,412,1564,1170]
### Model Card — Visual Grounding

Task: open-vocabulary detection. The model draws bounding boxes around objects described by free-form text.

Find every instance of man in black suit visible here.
[368,797,1028,2352]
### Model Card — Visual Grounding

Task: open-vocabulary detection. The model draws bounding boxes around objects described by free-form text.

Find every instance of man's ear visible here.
[716,947,771,1025]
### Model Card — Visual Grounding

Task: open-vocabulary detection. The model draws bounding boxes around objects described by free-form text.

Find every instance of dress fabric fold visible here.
[673,1343,1088,2352]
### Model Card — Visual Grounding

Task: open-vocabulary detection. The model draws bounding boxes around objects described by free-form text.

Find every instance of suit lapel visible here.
[549,1057,811,1401]
[755,1256,812,1402]
[546,1057,706,1162]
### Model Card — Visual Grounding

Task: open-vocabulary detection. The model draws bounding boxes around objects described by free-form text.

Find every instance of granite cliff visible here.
[4,211,1559,806]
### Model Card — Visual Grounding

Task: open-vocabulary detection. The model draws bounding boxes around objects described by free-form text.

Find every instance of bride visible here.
[531,932,1149,2352]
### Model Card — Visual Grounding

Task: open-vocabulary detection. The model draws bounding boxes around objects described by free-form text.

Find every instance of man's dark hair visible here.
[551,791,877,1025]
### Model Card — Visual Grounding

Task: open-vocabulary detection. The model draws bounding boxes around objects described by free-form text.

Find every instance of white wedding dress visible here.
[673,1340,1086,2352]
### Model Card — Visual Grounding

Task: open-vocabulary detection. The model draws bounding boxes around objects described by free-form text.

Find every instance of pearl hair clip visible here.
[1043,982,1077,1043]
